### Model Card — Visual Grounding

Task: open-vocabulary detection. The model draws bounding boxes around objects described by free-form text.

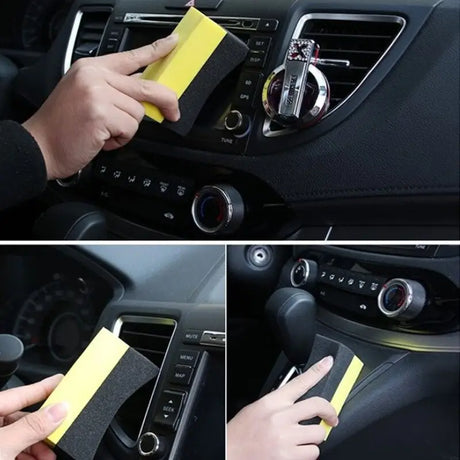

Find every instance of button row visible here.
[94,160,194,204]
[170,349,200,386]
[318,266,386,297]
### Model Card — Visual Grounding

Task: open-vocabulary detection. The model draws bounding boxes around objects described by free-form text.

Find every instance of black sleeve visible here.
[0,120,47,210]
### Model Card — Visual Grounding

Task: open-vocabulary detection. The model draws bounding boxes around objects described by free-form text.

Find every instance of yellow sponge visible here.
[141,7,248,135]
[41,328,158,460]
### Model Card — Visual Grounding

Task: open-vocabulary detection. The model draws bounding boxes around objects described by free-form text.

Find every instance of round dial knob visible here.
[0,335,24,389]
[290,259,318,289]
[138,432,165,457]
[377,278,426,320]
[224,110,251,137]
[192,185,244,235]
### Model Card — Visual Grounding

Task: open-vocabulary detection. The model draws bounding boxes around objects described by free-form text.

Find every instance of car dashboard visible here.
[0,245,226,460]
[2,0,458,240]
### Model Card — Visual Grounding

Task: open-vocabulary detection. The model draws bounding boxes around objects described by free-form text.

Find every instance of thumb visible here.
[3,402,68,456]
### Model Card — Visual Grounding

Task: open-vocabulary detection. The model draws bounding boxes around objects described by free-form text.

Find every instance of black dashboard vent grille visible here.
[114,318,176,443]
[72,10,111,64]
[300,17,404,110]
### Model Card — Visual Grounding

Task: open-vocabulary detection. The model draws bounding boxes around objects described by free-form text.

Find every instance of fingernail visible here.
[45,402,69,423]
[334,418,340,427]
[320,355,334,368]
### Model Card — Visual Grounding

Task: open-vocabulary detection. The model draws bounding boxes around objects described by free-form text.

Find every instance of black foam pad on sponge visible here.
[297,335,363,437]
[41,328,158,460]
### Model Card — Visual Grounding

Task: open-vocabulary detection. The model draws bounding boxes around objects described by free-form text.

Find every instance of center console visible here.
[14,0,458,239]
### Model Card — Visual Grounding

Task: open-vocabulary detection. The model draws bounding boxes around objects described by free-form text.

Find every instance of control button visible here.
[165,0,223,9]
[319,267,329,280]
[318,286,379,318]
[248,36,272,52]
[170,364,193,385]
[106,38,119,52]
[224,110,251,137]
[257,19,279,32]
[94,161,111,180]
[183,329,202,344]
[113,15,124,23]
[246,50,267,68]
[138,432,164,457]
[177,349,200,367]
[108,29,122,39]
[154,390,186,430]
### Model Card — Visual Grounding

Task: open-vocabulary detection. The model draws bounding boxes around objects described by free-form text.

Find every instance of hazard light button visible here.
[154,390,186,431]
[165,0,224,10]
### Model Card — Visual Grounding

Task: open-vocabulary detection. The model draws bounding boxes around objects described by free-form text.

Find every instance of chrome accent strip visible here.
[263,13,406,137]
[111,315,177,447]
[124,13,261,31]
[277,366,300,389]
[63,10,83,74]
[317,308,460,353]
[200,330,225,347]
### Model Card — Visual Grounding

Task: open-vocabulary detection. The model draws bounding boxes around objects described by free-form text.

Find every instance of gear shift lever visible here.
[0,335,24,390]
[266,287,317,367]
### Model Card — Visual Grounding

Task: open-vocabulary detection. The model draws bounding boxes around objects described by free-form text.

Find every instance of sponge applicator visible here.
[141,7,249,135]
[41,327,158,460]
[298,335,364,440]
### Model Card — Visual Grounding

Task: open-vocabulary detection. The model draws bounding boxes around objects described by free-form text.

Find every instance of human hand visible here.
[0,374,68,460]
[23,34,180,180]
[227,356,338,460]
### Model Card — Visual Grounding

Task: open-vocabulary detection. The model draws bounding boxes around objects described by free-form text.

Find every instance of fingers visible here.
[292,445,321,460]
[107,73,180,121]
[28,441,57,460]
[102,108,140,151]
[111,90,145,123]
[0,375,63,416]
[290,424,327,446]
[97,34,179,74]
[289,397,338,427]
[2,402,68,456]
[276,356,334,403]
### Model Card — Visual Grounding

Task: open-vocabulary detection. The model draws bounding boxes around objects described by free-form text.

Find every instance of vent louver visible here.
[301,16,404,110]
[72,10,111,64]
[113,318,176,442]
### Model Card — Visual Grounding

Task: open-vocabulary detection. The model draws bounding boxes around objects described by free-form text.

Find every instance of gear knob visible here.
[0,334,24,389]
[266,287,317,366]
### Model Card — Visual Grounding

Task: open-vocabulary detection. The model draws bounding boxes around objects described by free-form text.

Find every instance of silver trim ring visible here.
[138,432,160,456]
[191,186,233,235]
[290,259,310,287]
[377,278,413,318]
[262,64,330,128]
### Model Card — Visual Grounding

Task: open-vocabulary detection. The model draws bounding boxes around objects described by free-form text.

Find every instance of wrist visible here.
[22,117,59,181]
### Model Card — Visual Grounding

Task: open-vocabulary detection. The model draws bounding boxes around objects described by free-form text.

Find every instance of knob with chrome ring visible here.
[377,278,426,320]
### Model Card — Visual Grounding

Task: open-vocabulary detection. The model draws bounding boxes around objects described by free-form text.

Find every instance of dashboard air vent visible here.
[300,16,404,110]
[72,10,111,64]
[113,318,176,443]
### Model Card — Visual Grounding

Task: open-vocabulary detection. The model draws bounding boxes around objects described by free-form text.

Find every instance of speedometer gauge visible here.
[13,277,97,364]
